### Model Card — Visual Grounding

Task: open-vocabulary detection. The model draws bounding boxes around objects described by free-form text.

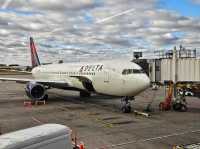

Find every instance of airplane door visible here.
[104,71,109,83]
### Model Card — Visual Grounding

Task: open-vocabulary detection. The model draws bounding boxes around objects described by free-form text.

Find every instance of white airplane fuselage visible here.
[32,60,150,97]
[0,37,151,113]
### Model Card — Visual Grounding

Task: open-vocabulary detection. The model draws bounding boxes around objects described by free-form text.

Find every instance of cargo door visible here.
[104,70,109,83]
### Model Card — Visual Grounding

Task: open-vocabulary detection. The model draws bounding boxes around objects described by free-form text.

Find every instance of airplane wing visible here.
[0,77,34,83]
[0,69,31,73]
[0,77,71,88]
[0,76,91,84]
[0,76,93,91]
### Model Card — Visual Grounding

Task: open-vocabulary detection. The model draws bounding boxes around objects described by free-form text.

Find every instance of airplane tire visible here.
[80,91,91,98]
[122,105,131,113]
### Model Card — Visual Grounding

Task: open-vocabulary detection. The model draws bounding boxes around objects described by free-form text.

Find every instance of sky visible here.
[0,0,200,65]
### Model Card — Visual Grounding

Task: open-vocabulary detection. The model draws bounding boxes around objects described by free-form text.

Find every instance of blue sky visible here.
[158,0,200,17]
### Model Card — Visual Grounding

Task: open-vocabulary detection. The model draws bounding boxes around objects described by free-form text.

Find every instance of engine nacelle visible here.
[25,82,46,100]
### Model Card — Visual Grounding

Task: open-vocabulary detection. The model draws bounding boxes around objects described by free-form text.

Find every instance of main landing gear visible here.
[121,96,134,113]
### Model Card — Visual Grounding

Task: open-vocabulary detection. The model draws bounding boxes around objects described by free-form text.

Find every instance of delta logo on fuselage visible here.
[79,65,103,72]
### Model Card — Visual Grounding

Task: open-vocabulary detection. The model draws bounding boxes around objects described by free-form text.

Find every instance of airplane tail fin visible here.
[30,37,41,68]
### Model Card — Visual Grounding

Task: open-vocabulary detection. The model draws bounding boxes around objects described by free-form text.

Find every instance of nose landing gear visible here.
[121,96,134,113]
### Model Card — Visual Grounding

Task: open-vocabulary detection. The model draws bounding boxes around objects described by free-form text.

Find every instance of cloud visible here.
[1,0,99,12]
[0,0,199,65]
[1,0,13,9]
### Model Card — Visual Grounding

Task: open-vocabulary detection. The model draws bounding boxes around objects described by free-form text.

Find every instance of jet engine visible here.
[25,82,46,100]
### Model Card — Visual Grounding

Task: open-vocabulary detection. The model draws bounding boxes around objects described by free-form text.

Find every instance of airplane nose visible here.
[140,75,151,90]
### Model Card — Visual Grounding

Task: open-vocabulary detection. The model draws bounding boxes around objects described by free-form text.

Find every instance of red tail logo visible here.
[30,37,40,68]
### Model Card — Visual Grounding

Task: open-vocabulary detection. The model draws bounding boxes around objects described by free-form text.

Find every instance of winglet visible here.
[30,37,41,68]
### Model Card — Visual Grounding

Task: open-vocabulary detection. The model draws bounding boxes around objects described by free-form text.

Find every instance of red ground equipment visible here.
[159,81,173,111]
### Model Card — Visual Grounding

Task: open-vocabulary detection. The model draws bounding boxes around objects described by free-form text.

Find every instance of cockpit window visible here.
[122,69,144,75]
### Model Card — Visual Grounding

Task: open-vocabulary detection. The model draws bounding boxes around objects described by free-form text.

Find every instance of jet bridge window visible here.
[122,69,144,75]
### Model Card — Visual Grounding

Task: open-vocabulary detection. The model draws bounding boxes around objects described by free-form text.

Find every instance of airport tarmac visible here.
[0,75,200,149]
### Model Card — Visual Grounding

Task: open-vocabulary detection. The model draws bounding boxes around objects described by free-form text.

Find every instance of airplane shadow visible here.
[47,92,121,112]
[48,92,119,104]
[186,107,200,113]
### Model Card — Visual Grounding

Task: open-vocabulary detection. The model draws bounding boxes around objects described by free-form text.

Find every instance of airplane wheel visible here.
[121,96,132,113]
[122,105,131,113]
[80,91,91,98]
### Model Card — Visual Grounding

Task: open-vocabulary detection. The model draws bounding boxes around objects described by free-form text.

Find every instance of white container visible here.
[0,124,73,149]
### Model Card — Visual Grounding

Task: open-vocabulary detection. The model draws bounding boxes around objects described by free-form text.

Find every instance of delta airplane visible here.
[0,37,150,113]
